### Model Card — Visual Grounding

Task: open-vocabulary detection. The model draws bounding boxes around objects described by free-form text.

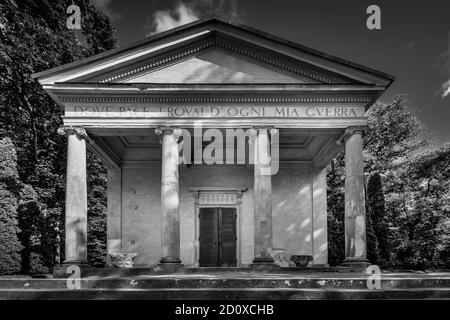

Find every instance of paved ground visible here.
[2,269,450,281]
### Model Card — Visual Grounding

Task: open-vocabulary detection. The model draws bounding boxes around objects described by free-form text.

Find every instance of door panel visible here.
[219,208,237,267]
[199,207,237,267]
[199,208,219,267]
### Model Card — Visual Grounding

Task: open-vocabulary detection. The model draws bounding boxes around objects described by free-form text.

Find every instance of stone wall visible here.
[118,163,327,267]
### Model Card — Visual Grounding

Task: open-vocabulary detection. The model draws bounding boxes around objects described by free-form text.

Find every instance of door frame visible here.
[190,187,246,267]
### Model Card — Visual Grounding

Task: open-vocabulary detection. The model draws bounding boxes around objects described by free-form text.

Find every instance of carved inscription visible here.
[67,105,365,118]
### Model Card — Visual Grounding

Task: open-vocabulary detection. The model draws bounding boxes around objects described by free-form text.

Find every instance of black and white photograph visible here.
[0,0,449,313]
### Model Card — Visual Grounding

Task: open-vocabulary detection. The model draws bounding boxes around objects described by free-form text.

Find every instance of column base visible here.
[158,257,183,268]
[61,260,90,267]
[157,264,184,272]
[251,257,278,269]
[340,257,370,269]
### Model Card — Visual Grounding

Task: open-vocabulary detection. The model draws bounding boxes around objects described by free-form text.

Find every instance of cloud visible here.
[436,31,450,98]
[440,80,450,98]
[145,0,245,36]
[148,2,198,35]
[90,0,121,20]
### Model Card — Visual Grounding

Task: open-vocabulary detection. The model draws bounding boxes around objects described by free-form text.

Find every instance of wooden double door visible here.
[199,207,237,267]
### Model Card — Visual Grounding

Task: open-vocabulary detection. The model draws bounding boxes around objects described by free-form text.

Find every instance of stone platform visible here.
[52,266,354,278]
[0,268,449,300]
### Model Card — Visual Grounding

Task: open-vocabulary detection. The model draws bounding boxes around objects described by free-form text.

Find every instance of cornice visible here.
[96,38,337,85]
[58,95,372,104]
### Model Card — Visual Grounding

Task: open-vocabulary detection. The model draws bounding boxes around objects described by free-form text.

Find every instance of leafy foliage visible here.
[327,155,345,266]
[366,201,379,265]
[0,138,23,274]
[0,0,116,273]
[367,173,390,265]
[87,153,107,267]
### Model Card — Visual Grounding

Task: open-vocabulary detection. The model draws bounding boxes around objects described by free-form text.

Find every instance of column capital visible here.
[336,126,368,145]
[57,126,87,140]
[155,126,182,138]
[345,126,367,136]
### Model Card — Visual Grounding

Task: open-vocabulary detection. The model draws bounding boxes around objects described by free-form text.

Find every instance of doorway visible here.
[199,207,237,267]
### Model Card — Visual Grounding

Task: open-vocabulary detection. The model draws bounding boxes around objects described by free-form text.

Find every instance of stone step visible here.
[1,275,449,290]
[1,287,449,300]
[52,266,358,278]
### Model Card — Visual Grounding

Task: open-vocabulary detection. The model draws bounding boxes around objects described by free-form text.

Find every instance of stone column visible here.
[341,126,370,267]
[252,127,277,266]
[155,126,182,266]
[57,126,89,266]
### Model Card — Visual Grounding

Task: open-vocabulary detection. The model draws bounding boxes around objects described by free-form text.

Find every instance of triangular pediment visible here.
[33,18,394,87]
[121,50,307,84]
[83,35,340,85]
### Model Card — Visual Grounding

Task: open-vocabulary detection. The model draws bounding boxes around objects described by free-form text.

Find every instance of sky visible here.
[90,0,450,143]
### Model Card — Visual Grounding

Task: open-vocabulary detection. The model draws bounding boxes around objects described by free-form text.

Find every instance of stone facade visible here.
[111,162,326,267]
[33,18,393,270]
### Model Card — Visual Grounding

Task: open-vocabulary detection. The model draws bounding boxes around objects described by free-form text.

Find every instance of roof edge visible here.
[31,17,220,80]
[32,17,395,84]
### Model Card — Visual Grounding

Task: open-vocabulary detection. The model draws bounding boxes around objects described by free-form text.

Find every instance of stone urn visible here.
[109,253,138,268]
[290,255,313,267]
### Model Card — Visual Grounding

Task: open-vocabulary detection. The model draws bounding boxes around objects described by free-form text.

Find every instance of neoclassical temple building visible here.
[33,18,393,270]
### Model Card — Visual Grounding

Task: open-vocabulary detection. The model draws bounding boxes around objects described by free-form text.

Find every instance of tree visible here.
[367,172,390,266]
[366,196,379,265]
[87,154,107,267]
[364,96,447,269]
[327,156,345,266]
[398,143,450,268]
[0,0,116,272]
[0,138,23,274]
